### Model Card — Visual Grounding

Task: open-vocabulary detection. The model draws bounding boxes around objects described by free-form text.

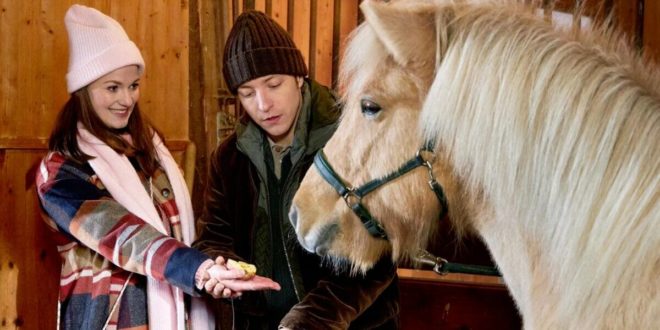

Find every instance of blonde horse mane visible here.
[339,0,659,328]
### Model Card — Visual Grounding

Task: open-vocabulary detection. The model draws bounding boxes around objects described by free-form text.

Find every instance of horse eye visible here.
[360,98,382,117]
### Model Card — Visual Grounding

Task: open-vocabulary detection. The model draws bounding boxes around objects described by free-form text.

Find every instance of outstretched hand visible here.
[205,256,280,298]
[221,275,281,292]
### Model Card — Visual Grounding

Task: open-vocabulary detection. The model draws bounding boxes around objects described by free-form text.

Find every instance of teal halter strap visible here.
[313,144,448,240]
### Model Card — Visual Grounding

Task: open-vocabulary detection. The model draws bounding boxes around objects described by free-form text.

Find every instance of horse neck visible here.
[422,8,660,328]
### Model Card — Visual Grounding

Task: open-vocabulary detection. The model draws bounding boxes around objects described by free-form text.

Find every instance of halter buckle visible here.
[433,257,449,275]
[342,188,361,207]
[416,148,436,164]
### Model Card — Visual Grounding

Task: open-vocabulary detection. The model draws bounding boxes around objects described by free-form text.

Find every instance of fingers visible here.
[204,263,245,299]
[204,277,217,293]
[205,274,279,298]
[205,278,242,299]
[222,275,281,292]
[204,278,223,299]
[203,257,279,298]
[207,264,246,281]
[214,256,226,266]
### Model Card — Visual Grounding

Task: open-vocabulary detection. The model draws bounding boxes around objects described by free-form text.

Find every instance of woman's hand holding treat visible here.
[205,256,280,298]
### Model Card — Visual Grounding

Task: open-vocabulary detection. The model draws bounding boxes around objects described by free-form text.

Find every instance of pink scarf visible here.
[77,125,213,330]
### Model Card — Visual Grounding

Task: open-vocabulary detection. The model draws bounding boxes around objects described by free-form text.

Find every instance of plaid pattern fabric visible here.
[36,152,208,330]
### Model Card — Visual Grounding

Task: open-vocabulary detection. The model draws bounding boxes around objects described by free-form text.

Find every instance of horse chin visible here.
[316,253,373,276]
[309,222,392,274]
[298,221,340,255]
[339,233,393,274]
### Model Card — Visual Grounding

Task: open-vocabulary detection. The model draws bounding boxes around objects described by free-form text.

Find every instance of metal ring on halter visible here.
[416,148,436,163]
[432,257,449,275]
[424,162,436,184]
[342,188,361,207]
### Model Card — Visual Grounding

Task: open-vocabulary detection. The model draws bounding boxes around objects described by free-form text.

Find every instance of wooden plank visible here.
[119,1,189,141]
[0,138,47,150]
[15,1,37,138]
[334,1,359,88]
[0,1,48,140]
[313,0,334,86]
[291,0,311,67]
[337,1,358,60]
[235,0,244,18]
[271,0,288,30]
[255,0,266,12]
[197,0,222,161]
[0,150,60,330]
[130,1,189,139]
[36,1,67,140]
[611,0,639,44]
[643,0,660,61]
[399,273,521,329]
[397,269,505,288]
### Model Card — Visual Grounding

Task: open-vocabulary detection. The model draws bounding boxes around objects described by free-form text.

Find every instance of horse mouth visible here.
[307,223,340,256]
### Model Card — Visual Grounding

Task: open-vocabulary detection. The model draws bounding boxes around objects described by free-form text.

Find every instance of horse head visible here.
[289,0,468,274]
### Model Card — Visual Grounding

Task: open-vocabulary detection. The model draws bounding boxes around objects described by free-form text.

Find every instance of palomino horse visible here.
[289,0,659,328]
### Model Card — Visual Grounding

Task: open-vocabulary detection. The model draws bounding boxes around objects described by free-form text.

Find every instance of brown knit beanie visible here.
[223,10,307,94]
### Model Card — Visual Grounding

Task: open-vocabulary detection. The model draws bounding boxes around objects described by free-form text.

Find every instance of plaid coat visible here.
[36,152,209,330]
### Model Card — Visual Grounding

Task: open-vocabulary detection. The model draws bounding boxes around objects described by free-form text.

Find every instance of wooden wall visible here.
[1,0,659,329]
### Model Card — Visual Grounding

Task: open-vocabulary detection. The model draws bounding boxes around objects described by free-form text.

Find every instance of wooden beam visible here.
[291,0,312,68]
[397,269,505,288]
[643,0,659,60]
[312,0,335,86]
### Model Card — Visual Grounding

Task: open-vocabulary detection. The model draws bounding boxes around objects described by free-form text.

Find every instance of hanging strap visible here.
[414,249,501,277]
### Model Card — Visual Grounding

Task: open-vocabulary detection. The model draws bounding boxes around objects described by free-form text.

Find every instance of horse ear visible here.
[360,0,440,67]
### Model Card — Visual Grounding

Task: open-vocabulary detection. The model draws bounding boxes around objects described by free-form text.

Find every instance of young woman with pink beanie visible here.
[36,5,279,330]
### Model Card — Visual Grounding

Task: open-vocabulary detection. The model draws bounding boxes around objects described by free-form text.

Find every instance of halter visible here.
[313,142,501,277]
[313,142,448,240]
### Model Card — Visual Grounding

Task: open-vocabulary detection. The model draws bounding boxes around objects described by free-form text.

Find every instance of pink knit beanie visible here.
[64,4,145,93]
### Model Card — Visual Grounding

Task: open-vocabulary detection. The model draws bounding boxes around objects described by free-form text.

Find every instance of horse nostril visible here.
[289,205,298,228]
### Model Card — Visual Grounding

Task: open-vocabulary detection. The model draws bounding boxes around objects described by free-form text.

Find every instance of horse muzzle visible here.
[289,204,339,255]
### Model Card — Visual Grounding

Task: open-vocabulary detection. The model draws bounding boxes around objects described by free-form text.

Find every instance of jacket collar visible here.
[236,79,339,173]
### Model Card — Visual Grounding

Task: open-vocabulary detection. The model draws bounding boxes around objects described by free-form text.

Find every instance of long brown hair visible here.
[48,88,162,176]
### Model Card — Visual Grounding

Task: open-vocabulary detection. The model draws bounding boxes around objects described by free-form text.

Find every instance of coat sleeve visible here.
[191,145,242,262]
[36,153,208,295]
[280,257,398,330]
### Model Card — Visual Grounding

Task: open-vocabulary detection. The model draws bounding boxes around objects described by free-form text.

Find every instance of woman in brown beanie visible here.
[193,10,400,330]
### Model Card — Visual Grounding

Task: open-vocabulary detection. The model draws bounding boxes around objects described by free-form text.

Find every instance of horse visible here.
[288,0,659,328]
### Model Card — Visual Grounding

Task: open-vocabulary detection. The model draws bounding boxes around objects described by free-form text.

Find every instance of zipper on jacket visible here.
[278,161,303,302]
[258,166,303,302]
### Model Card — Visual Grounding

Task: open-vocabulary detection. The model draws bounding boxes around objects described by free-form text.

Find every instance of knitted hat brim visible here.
[223,47,307,94]
[66,40,145,93]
